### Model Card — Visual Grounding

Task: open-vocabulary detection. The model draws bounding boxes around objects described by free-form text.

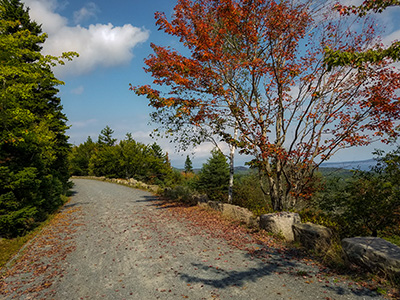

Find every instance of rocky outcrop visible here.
[259,212,300,241]
[198,201,258,227]
[342,237,400,278]
[292,222,333,252]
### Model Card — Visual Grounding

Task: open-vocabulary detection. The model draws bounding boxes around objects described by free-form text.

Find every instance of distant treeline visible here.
[69,126,179,186]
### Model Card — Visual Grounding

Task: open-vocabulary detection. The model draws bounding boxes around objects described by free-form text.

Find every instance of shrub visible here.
[232,172,272,215]
[163,185,199,205]
[314,146,400,238]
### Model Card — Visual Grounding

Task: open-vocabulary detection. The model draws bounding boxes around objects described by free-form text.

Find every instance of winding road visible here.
[0,179,384,299]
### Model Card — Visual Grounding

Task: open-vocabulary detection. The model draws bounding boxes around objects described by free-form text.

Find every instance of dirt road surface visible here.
[0,179,385,299]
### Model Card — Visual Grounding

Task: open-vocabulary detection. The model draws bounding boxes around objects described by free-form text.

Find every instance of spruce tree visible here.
[197,149,229,201]
[0,0,76,237]
[98,125,117,146]
[184,155,193,174]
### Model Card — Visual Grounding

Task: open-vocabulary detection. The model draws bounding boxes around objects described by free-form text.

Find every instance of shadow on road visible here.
[323,282,381,298]
[180,259,283,289]
[135,195,159,203]
[179,248,381,299]
[63,202,89,209]
[136,196,190,210]
[66,190,78,197]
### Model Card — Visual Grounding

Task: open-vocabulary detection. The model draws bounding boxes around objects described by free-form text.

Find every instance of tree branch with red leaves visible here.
[131,0,400,211]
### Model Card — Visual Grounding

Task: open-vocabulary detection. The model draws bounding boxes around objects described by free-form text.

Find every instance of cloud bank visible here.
[23,0,149,77]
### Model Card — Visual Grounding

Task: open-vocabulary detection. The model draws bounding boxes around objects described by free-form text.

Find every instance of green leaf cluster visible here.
[0,0,76,237]
[325,42,400,71]
[325,1,400,68]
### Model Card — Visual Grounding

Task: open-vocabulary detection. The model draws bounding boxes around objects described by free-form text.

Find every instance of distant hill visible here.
[175,159,376,178]
[320,159,376,171]
[189,166,250,174]
[318,167,353,179]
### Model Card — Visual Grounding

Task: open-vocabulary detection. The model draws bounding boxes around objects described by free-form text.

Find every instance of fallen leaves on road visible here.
[0,205,83,299]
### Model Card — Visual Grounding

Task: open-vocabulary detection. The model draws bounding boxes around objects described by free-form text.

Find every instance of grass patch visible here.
[0,233,35,269]
[382,235,400,247]
[0,217,55,269]
[0,195,70,270]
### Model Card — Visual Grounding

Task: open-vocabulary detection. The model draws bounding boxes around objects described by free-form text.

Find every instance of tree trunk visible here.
[227,126,238,204]
[267,164,295,211]
[228,153,234,204]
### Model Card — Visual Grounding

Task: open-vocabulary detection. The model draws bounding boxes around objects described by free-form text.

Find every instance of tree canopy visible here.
[0,0,77,237]
[133,0,400,211]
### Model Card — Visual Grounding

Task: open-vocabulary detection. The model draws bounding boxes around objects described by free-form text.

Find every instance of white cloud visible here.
[73,2,99,24]
[22,0,149,77]
[71,85,84,95]
[383,29,400,46]
[24,0,67,32]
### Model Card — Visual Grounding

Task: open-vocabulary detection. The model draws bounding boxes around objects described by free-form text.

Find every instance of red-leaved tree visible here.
[132,0,400,211]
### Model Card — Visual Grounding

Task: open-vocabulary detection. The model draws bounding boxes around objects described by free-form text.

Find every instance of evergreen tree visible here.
[0,0,76,237]
[197,149,229,201]
[117,137,148,179]
[184,155,193,174]
[75,130,175,185]
[98,125,117,146]
[69,137,96,176]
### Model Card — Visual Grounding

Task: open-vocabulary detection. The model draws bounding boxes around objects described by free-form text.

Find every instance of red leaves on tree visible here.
[132,0,400,211]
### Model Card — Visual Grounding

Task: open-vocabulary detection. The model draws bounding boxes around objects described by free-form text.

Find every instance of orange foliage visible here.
[132,0,400,210]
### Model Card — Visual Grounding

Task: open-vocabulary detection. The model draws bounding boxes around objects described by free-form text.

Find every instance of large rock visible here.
[292,222,333,252]
[198,201,258,227]
[203,201,224,212]
[259,212,300,241]
[342,237,400,278]
[221,203,258,227]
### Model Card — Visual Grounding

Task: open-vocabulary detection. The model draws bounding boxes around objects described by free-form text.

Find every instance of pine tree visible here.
[98,125,117,146]
[197,149,229,201]
[0,0,76,237]
[184,155,193,174]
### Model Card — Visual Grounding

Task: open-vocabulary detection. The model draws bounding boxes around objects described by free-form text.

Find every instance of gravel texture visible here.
[0,179,385,299]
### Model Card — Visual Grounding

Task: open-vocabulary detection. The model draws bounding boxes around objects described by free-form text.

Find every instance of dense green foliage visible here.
[232,171,272,216]
[69,128,176,186]
[0,0,76,237]
[163,149,272,215]
[311,147,400,239]
[196,149,230,201]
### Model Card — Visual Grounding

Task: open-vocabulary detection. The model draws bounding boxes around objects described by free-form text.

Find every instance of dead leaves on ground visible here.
[0,206,83,299]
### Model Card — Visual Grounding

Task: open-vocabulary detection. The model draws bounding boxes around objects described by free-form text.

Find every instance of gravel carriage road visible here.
[0,179,385,300]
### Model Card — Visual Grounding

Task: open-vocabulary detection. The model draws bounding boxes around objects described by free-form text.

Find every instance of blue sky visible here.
[22,0,400,168]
